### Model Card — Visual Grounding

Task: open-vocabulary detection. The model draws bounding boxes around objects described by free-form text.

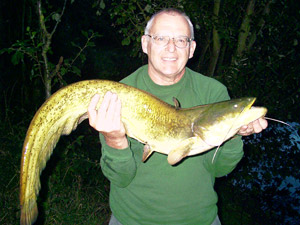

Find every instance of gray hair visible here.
[144,8,194,40]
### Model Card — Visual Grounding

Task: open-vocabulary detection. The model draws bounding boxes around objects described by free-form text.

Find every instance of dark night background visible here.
[0,0,299,224]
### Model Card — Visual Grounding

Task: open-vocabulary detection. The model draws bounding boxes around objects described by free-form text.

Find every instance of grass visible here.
[0,117,111,225]
[39,177,110,224]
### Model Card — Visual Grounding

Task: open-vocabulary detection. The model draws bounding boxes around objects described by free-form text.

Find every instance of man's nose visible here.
[166,38,176,52]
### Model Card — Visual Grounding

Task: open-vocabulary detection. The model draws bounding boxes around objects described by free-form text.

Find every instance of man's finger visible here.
[88,94,101,126]
[260,117,268,129]
[105,93,118,121]
[112,97,123,128]
[253,117,268,133]
[98,91,113,117]
[252,120,262,133]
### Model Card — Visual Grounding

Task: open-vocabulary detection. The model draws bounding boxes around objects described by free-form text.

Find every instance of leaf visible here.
[30,69,35,80]
[0,48,8,55]
[37,43,44,48]
[52,13,60,22]
[144,4,151,13]
[71,41,78,48]
[60,67,67,76]
[100,0,105,9]
[11,51,24,65]
[80,54,86,63]
[71,66,81,76]
[81,30,88,38]
[121,37,131,46]
[87,42,96,47]
[293,39,298,46]
[30,31,37,39]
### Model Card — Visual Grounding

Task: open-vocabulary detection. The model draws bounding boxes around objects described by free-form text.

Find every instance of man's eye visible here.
[156,36,165,42]
[177,38,186,43]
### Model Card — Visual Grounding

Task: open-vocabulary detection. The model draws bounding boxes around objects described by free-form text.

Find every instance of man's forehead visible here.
[150,13,190,35]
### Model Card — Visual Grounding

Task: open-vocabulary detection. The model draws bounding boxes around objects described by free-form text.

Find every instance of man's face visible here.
[142,13,196,84]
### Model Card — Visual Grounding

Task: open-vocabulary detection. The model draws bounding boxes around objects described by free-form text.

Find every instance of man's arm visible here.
[88,92,136,187]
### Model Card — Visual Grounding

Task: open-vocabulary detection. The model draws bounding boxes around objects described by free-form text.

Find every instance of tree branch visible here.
[50,0,68,38]
[247,0,271,51]
[37,0,67,99]
[236,0,256,57]
[207,0,221,76]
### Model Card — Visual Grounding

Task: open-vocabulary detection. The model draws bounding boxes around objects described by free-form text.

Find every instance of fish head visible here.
[193,97,267,146]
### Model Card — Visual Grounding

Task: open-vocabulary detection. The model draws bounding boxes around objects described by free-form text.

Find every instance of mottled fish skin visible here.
[20,80,267,225]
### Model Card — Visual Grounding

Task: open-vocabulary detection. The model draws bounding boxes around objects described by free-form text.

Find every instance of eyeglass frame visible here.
[145,34,194,49]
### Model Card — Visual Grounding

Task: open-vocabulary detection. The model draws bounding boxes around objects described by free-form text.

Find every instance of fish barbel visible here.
[20,79,267,225]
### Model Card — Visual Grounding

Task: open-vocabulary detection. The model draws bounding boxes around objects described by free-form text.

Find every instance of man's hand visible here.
[88,91,128,149]
[238,117,268,136]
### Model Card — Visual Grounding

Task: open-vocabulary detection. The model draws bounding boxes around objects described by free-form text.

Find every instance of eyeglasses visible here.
[145,35,193,49]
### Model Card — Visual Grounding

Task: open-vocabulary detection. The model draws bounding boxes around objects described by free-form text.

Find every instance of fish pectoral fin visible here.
[61,112,89,135]
[167,137,196,165]
[142,144,154,162]
[78,112,89,124]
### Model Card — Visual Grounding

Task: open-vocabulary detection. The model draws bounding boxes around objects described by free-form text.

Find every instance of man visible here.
[88,8,267,225]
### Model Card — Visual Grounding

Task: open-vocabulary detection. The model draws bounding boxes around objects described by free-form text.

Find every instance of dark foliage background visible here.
[0,0,299,224]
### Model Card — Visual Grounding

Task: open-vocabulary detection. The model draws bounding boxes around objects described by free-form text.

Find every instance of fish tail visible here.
[20,199,38,225]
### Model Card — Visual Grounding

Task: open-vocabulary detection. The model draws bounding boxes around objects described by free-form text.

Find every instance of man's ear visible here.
[189,41,196,59]
[141,35,149,54]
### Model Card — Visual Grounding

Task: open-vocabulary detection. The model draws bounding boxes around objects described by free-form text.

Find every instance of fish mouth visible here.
[246,97,256,110]
[239,97,256,116]
[236,98,268,126]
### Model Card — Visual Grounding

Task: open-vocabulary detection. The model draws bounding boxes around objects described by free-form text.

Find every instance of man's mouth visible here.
[162,57,177,61]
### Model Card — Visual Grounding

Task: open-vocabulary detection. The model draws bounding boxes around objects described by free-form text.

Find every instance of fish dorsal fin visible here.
[172,97,181,110]
[142,144,154,162]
